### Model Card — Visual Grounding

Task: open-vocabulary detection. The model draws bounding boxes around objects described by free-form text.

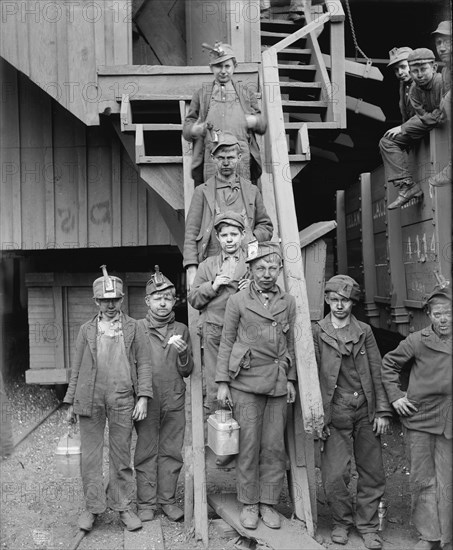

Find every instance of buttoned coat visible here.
[182,79,267,182]
[215,285,297,396]
[381,326,452,437]
[182,176,273,268]
[64,313,153,417]
[403,72,444,133]
[313,315,392,424]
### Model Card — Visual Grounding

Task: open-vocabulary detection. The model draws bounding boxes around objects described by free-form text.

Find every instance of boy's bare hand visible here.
[217,383,233,408]
[238,278,251,291]
[212,274,231,292]
[132,397,148,421]
[385,125,402,138]
[186,266,198,291]
[66,405,77,424]
[169,335,188,354]
[392,395,418,416]
[245,114,258,129]
[319,425,331,452]
[286,382,296,403]
[373,416,391,435]
[191,119,207,138]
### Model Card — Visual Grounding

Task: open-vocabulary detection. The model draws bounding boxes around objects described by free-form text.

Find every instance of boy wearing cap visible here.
[379,48,445,209]
[183,42,267,184]
[188,210,250,417]
[183,132,273,290]
[382,285,452,550]
[64,266,152,532]
[387,47,415,122]
[134,268,193,523]
[216,242,296,530]
[313,275,391,549]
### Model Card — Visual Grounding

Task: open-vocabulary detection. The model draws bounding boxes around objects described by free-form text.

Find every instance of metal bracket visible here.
[363,59,372,79]
[354,98,363,114]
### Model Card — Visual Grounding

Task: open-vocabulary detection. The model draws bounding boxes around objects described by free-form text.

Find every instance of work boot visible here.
[161,504,184,522]
[388,179,423,210]
[215,454,236,468]
[239,504,259,530]
[137,508,155,522]
[413,541,439,550]
[259,504,281,529]
[78,511,97,531]
[119,510,142,531]
[331,525,349,545]
[288,12,304,21]
[429,162,451,187]
[362,532,383,549]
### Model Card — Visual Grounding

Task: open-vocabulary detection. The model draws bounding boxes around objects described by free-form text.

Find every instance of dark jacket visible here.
[313,315,392,424]
[182,79,267,182]
[64,313,153,416]
[182,175,273,267]
[399,80,415,122]
[381,326,452,438]
[215,284,297,396]
[403,72,445,132]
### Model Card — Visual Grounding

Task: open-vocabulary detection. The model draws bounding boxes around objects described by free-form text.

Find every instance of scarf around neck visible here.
[146,309,175,329]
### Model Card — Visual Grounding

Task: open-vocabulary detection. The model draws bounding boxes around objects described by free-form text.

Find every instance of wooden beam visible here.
[328,7,347,128]
[336,191,348,274]
[271,12,331,53]
[346,96,386,121]
[322,54,384,81]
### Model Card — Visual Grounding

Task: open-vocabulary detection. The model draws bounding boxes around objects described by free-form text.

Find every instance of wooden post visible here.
[180,101,209,547]
[327,0,346,128]
[360,174,380,327]
[336,191,348,274]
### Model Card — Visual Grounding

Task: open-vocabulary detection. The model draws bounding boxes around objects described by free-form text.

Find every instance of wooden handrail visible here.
[271,12,331,53]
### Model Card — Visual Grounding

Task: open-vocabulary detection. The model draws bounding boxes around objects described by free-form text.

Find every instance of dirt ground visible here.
[0,377,421,550]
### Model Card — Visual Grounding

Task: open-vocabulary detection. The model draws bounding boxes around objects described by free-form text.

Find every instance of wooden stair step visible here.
[261,30,307,47]
[288,154,310,162]
[282,99,327,112]
[260,19,306,32]
[278,63,316,71]
[138,155,182,164]
[275,47,312,60]
[125,123,182,131]
[285,121,340,130]
[279,81,322,89]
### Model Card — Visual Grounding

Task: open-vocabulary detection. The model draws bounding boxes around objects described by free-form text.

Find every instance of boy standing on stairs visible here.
[313,275,391,550]
[379,48,445,210]
[183,42,267,185]
[134,268,193,523]
[216,242,297,531]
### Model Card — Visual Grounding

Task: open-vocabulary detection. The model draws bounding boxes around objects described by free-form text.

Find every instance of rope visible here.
[344,0,371,62]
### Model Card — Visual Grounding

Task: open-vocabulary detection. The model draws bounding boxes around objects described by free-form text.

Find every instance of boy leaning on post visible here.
[216,241,296,531]
[381,284,452,550]
[134,267,193,523]
[64,266,152,533]
[313,275,392,550]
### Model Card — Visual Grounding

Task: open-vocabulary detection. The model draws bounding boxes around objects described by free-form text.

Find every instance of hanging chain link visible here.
[344,0,371,62]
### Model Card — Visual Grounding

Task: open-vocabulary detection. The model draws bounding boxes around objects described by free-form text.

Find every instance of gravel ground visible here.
[1,377,419,550]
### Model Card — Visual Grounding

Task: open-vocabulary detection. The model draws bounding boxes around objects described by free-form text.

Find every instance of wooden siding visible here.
[0,0,132,125]
[1,60,175,251]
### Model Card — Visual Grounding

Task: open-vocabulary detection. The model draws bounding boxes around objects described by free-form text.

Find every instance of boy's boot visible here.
[78,511,97,531]
[119,510,142,531]
[388,178,423,210]
[428,162,451,187]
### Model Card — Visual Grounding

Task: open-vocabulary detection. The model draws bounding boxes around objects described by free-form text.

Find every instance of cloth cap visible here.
[408,48,436,65]
[214,210,245,230]
[93,265,124,299]
[432,20,451,36]
[211,132,240,156]
[325,275,361,302]
[205,42,236,66]
[146,265,175,295]
[387,46,413,67]
[425,283,452,305]
[246,241,282,263]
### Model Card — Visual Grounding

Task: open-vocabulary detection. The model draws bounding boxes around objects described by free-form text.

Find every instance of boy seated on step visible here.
[313,275,392,550]
[134,268,193,523]
[216,242,296,531]
[379,48,445,210]
[188,211,250,421]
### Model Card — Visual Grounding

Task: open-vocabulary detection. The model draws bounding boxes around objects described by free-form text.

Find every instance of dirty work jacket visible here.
[215,284,297,396]
[399,80,415,122]
[64,313,153,417]
[403,72,444,133]
[183,175,273,268]
[183,79,267,182]
[313,315,392,425]
[381,326,452,438]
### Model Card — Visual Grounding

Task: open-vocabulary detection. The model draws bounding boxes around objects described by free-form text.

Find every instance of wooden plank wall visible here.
[0,0,132,126]
[1,60,175,251]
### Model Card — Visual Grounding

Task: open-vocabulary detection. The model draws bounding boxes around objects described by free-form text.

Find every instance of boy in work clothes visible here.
[386,46,415,122]
[134,268,193,522]
[379,48,445,209]
[313,275,391,550]
[216,242,296,531]
[188,211,250,418]
[183,132,273,289]
[381,285,452,550]
[64,266,152,532]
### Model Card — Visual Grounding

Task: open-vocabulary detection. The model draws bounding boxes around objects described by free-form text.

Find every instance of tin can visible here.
[378,498,388,531]
[207,410,240,456]
[55,431,81,478]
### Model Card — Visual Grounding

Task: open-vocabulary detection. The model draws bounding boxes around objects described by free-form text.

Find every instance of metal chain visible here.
[344,0,371,62]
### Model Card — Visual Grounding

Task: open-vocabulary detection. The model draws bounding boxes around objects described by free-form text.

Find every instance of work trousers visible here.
[379,117,431,183]
[406,429,452,546]
[134,394,185,510]
[231,388,288,505]
[202,323,223,416]
[79,391,135,513]
[321,391,385,534]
